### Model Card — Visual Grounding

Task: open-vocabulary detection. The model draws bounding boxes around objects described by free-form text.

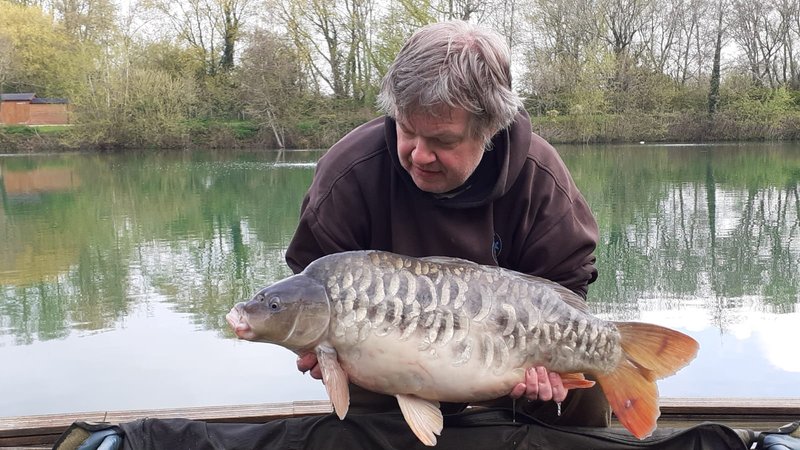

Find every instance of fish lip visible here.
[225,303,243,327]
[226,303,255,340]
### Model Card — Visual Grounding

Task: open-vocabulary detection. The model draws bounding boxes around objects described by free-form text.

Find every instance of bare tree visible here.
[729,0,791,87]
[527,0,601,71]
[636,0,714,84]
[496,0,519,49]
[640,0,681,74]
[774,0,800,87]
[599,0,654,57]
[51,0,118,45]
[277,0,376,101]
[344,0,375,102]
[675,0,714,84]
[708,0,724,114]
[238,30,306,147]
[792,0,800,87]
[143,0,255,74]
[438,0,486,20]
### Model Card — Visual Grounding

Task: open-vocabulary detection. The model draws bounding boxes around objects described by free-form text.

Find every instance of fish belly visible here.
[333,330,524,402]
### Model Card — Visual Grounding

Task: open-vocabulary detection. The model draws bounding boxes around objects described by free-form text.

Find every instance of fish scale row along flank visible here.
[308,251,622,375]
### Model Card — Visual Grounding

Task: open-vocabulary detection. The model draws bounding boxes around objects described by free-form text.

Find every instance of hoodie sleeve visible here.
[285,171,371,274]
[285,118,389,274]
[522,196,598,299]
[508,135,599,299]
[285,194,333,274]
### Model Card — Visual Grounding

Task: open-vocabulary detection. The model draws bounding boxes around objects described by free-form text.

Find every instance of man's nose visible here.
[411,140,436,165]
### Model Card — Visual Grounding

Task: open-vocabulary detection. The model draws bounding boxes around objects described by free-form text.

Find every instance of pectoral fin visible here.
[395,394,443,447]
[315,345,349,420]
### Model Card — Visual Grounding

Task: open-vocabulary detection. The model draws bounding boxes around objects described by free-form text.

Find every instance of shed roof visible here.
[1,93,37,102]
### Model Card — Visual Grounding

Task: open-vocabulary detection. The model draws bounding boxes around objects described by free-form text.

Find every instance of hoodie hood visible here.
[385,110,532,209]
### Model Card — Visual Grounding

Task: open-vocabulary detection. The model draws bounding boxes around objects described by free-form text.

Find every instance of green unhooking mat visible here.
[53,408,800,450]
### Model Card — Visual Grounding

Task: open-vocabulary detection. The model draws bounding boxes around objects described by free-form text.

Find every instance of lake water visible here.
[1,143,799,418]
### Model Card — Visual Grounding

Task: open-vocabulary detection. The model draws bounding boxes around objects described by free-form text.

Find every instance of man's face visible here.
[396,107,485,194]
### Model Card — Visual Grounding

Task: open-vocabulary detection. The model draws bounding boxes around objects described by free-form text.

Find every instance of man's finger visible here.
[296,353,317,373]
[524,367,540,400]
[534,367,552,401]
[549,371,567,403]
[509,382,527,399]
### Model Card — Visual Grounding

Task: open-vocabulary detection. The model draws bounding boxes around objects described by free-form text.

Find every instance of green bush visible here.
[70,67,198,149]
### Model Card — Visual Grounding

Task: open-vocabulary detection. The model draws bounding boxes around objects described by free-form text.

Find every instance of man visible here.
[287,19,608,428]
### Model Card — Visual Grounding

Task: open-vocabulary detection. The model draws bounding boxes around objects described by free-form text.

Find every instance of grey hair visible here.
[377,20,522,143]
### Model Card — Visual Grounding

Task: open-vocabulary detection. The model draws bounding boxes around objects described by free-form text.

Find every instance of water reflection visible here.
[3,164,81,199]
[560,143,800,324]
[0,150,321,345]
[0,144,798,414]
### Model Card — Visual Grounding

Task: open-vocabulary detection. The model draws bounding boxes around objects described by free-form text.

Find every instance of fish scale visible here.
[311,251,622,374]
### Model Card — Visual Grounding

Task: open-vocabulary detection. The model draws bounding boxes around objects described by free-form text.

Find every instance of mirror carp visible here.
[226,251,699,446]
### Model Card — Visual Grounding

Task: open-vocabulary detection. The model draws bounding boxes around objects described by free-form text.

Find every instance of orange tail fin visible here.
[595,322,699,439]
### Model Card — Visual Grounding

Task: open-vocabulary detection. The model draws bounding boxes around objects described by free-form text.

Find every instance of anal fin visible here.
[560,372,596,390]
[395,394,443,447]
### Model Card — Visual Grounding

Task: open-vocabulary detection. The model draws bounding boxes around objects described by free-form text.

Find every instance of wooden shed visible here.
[0,93,70,125]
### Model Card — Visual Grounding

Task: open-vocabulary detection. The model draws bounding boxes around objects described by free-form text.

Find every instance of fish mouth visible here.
[226,303,257,340]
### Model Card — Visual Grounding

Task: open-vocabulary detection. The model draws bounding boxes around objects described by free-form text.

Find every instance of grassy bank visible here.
[0,122,264,153]
[532,111,800,144]
[0,125,75,153]
[3,111,800,153]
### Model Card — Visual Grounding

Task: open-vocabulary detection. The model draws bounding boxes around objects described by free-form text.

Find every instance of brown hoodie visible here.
[285,109,606,421]
[286,109,598,298]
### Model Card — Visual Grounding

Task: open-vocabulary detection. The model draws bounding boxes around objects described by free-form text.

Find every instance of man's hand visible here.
[297,353,322,380]
[508,366,567,403]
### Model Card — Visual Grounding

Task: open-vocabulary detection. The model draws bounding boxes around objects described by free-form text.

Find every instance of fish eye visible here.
[268,297,281,310]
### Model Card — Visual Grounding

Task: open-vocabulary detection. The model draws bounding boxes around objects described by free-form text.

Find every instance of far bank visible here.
[2,111,800,153]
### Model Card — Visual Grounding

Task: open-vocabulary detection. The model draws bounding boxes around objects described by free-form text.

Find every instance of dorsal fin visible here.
[514,272,590,313]
[420,255,482,269]
[420,255,590,312]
